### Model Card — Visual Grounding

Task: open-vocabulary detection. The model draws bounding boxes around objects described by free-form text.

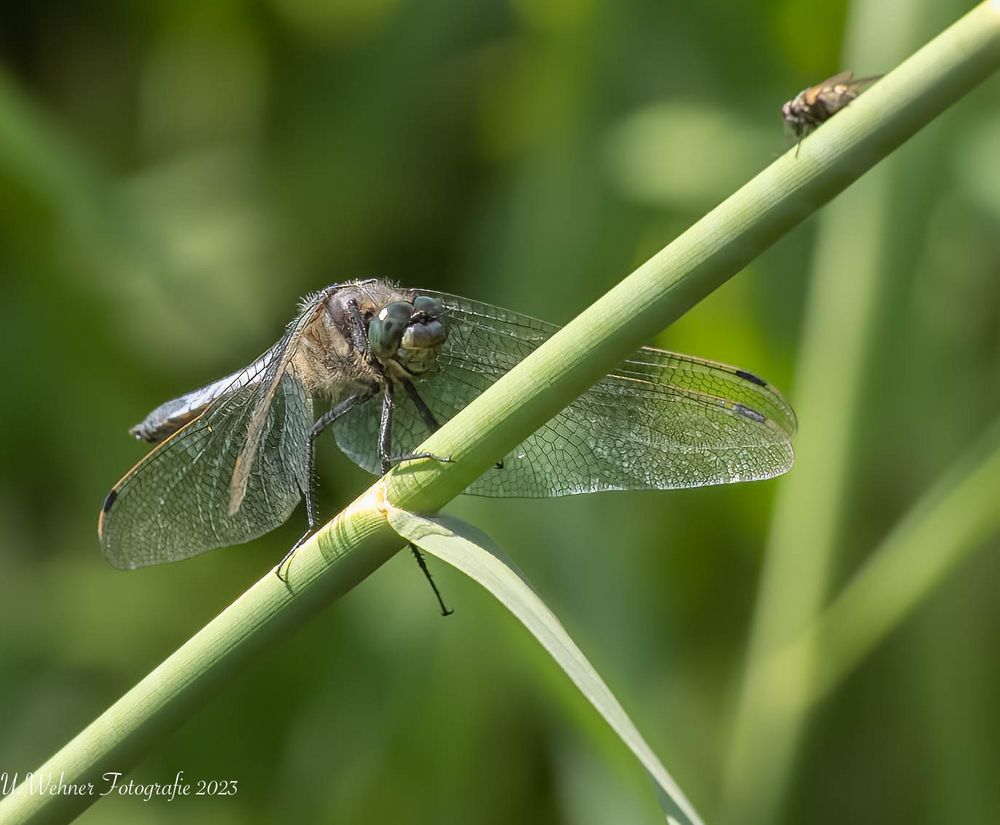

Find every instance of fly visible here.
[782,71,881,153]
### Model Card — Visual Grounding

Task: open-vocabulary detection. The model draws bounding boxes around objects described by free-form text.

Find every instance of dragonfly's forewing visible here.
[334,293,795,496]
[130,350,277,443]
[99,342,314,569]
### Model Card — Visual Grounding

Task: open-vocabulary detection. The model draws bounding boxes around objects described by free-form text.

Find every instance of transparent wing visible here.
[815,70,855,89]
[334,292,796,497]
[129,349,277,443]
[99,352,313,569]
[816,73,880,113]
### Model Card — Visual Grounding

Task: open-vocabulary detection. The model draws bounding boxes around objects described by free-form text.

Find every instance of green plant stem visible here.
[2,4,997,823]
[720,2,985,822]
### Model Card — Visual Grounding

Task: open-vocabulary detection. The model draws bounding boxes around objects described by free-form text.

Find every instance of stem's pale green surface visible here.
[720,2,989,823]
[387,0,1000,517]
[0,498,400,825]
[2,4,997,824]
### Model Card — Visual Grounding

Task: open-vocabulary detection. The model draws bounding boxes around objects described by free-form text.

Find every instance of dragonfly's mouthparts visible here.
[401,319,446,350]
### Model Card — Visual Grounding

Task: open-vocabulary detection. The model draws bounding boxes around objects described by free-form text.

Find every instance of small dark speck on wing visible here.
[734,403,767,424]
[102,489,118,513]
[735,369,767,387]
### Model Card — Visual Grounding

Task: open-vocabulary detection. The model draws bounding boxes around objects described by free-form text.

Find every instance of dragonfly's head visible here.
[368,295,447,377]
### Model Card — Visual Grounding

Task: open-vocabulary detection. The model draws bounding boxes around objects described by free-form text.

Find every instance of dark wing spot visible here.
[734,403,767,424]
[735,369,767,387]
[102,488,118,513]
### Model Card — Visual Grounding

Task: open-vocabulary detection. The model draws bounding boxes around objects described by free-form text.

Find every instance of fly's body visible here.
[99,279,797,575]
[782,71,880,145]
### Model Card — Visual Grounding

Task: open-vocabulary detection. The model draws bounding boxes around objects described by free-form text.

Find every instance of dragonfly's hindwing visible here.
[100,369,313,568]
[334,293,795,497]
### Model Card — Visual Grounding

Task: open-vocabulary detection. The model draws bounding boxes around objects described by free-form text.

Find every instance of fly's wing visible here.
[334,292,795,497]
[815,72,881,113]
[99,340,313,569]
[797,71,851,109]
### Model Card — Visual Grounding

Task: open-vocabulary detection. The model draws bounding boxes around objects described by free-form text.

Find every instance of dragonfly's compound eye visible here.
[412,295,443,318]
[369,302,414,360]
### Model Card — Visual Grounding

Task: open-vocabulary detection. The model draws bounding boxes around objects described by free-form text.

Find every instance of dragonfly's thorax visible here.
[291,282,447,397]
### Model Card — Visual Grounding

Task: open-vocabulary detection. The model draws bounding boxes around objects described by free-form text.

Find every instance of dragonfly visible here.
[99,279,796,594]
[782,71,881,152]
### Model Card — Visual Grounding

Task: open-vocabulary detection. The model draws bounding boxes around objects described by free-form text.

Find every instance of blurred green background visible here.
[1,1,999,823]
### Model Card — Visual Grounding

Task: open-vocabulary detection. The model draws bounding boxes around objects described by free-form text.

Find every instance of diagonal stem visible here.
[2,4,998,823]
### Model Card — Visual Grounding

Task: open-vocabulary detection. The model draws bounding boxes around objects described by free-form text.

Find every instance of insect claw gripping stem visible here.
[389,451,454,466]
[274,389,378,587]
[275,527,314,587]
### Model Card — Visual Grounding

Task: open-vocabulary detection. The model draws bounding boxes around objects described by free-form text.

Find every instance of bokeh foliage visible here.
[0,1,998,823]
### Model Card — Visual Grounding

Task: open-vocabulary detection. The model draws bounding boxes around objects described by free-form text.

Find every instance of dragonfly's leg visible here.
[399,378,501,468]
[388,451,455,468]
[376,381,450,472]
[378,383,453,616]
[276,387,377,583]
[401,378,441,432]
[409,543,453,616]
[376,384,449,469]
[395,378,452,465]
[378,381,395,475]
[302,386,377,523]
